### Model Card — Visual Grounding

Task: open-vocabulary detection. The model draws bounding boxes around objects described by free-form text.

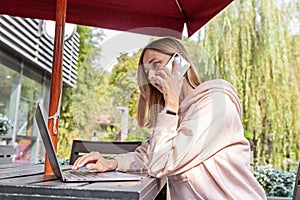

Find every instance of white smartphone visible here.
[165,53,190,80]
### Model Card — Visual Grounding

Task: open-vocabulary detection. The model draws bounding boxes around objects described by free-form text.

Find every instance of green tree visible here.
[58,26,105,158]
[110,52,141,118]
[109,52,151,142]
[185,0,300,170]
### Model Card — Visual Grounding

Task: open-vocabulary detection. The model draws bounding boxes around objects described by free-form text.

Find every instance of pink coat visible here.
[114,79,267,200]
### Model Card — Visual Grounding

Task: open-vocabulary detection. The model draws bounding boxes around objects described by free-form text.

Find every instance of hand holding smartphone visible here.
[165,53,190,80]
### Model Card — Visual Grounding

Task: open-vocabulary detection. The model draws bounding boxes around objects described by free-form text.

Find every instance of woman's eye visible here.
[152,62,161,68]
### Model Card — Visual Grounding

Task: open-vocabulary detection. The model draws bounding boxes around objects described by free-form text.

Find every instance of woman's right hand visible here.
[155,60,182,112]
[71,151,118,172]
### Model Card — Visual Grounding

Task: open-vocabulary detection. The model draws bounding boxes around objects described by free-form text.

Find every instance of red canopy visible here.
[0,0,233,173]
[0,0,232,38]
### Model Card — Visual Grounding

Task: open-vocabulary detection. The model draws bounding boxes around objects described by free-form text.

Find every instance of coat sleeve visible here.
[113,140,150,172]
[147,91,244,178]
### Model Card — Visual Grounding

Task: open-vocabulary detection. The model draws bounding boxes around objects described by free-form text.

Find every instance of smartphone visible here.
[165,53,190,80]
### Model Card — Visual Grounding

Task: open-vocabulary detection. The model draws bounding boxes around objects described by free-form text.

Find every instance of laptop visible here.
[35,102,142,182]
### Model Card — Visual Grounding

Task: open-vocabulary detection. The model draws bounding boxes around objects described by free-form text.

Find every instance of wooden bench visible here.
[69,140,142,165]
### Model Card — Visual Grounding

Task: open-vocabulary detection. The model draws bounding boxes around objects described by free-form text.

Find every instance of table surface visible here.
[0,163,167,200]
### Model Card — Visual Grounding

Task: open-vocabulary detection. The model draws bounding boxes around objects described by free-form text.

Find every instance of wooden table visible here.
[0,164,167,200]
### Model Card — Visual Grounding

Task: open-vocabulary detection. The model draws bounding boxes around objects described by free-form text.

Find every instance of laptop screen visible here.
[35,103,143,182]
[35,103,64,180]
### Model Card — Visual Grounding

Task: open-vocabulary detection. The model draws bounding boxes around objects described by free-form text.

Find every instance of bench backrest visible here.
[69,140,142,165]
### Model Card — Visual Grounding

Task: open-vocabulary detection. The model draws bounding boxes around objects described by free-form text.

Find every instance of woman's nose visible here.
[148,69,155,81]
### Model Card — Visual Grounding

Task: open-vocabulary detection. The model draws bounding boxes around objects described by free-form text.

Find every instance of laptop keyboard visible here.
[63,170,101,179]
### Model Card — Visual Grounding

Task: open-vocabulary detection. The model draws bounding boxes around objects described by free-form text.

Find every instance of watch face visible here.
[165,53,190,80]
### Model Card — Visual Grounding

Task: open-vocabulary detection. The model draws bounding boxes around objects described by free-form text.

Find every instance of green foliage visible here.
[58,87,78,158]
[103,51,152,142]
[125,127,151,143]
[58,26,105,158]
[107,52,153,142]
[0,114,12,135]
[254,165,297,197]
[185,0,300,170]
[109,52,141,117]
[58,28,147,158]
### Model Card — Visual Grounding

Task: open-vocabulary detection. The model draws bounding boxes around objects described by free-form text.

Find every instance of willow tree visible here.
[189,0,299,170]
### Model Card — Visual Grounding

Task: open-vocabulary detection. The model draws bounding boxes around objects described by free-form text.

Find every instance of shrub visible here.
[254,165,297,197]
[0,114,13,135]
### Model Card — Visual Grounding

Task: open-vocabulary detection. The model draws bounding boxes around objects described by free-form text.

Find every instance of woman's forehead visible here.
[142,49,167,64]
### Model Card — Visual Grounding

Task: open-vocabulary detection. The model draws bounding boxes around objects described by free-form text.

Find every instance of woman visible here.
[72,37,267,199]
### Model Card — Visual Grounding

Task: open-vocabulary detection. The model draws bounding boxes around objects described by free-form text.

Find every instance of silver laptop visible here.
[35,102,142,182]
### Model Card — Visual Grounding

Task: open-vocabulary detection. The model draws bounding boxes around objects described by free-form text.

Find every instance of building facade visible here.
[0,15,79,163]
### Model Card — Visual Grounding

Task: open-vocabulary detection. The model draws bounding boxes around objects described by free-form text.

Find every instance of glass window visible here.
[17,75,42,136]
[14,67,43,164]
[0,64,19,139]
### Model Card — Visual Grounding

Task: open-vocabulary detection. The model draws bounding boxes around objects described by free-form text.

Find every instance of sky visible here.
[97,26,204,72]
[97,29,151,72]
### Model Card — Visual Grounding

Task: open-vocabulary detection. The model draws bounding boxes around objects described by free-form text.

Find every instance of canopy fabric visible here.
[0,0,233,38]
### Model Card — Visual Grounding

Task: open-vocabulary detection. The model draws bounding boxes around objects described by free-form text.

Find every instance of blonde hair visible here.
[137,37,201,128]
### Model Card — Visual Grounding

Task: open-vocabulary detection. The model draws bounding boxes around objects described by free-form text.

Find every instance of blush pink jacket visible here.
[114,79,267,200]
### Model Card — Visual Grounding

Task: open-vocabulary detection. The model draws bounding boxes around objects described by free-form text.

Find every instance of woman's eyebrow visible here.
[148,58,157,64]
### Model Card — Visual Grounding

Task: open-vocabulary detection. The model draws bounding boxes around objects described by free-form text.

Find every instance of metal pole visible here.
[44,0,67,174]
[11,60,23,147]
[117,106,128,141]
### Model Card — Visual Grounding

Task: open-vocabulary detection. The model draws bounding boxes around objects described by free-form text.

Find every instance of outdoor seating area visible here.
[0,0,299,199]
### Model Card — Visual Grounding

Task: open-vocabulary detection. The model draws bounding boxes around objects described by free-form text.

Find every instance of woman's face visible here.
[142,49,172,92]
